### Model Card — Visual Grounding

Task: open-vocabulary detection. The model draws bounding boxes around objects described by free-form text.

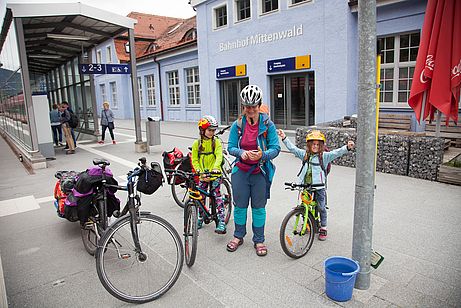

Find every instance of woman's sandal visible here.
[254,243,268,257]
[226,238,244,252]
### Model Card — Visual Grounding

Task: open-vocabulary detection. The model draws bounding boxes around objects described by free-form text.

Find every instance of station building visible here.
[191,0,426,128]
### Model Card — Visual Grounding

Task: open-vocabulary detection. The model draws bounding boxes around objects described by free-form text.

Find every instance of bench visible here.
[378,113,412,131]
[425,117,461,148]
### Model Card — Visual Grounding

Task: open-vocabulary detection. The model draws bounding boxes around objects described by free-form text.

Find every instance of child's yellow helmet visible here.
[306,130,326,142]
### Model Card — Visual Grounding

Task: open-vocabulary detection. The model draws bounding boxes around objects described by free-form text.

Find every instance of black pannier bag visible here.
[137,162,164,195]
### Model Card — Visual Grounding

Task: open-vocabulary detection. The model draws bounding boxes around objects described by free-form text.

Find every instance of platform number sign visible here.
[79,63,106,74]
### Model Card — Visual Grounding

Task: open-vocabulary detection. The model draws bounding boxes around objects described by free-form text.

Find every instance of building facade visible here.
[191,0,426,128]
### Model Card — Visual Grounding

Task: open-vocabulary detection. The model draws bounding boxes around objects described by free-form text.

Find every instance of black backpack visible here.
[69,111,79,128]
[137,162,164,195]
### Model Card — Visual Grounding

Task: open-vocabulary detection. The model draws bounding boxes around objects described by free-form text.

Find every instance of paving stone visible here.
[407,273,455,304]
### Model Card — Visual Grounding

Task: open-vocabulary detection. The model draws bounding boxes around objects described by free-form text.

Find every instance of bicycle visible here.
[93,157,184,303]
[165,169,232,267]
[170,125,233,208]
[279,182,323,259]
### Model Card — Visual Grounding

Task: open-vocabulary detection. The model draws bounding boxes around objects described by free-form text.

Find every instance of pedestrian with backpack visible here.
[277,129,354,240]
[60,101,75,154]
[226,85,280,257]
[98,102,116,144]
[191,115,226,234]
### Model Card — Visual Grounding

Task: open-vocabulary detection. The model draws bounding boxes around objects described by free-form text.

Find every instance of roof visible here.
[2,2,136,74]
[114,14,197,62]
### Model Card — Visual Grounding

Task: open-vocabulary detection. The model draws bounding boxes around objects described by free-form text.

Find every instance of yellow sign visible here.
[236,64,246,76]
[295,55,311,70]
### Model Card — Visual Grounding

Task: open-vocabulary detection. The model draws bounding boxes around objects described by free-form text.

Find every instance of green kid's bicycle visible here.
[279,182,323,258]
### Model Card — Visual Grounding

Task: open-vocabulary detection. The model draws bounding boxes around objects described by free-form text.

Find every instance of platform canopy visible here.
[2,2,136,73]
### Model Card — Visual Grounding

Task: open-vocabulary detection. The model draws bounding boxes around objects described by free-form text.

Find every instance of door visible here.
[220,78,249,124]
[270,72,315,129]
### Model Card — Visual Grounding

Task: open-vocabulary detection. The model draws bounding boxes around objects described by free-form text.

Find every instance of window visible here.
[186,67,200,105]
[291,0,309,4]
[378,32,420,106]
[167,71,180,106]
[183,29,197,42]
[214,5,227,28]
[137,77,143,106]
[262,0,278,14]
[145,74,156,106]
[109,82,117,108]
[236,0,251,21]
[96,50,102,63]
[106,46,112,63]
[100,84,107,102]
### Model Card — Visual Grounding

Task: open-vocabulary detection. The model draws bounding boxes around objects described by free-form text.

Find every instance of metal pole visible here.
[352,0,377,290]
[435,110,441,137]
[128,28,145,151]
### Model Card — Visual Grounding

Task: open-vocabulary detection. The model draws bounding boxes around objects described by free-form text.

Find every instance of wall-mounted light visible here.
[47,33,91,41]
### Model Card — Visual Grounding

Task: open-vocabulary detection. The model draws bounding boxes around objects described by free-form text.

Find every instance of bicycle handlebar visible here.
[284,182,322,191]
[215,125,231,136]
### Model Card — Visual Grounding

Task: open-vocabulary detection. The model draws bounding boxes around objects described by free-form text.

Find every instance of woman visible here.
[226,85,280,256]
[49,103,63,146]
[98,102,116,144]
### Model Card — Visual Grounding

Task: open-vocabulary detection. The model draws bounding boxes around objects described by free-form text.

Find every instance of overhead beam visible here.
[23,21,114,37]
[26,39,82,51]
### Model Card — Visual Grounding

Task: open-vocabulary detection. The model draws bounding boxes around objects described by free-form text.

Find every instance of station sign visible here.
[79,63,106,74]
[216,64,246,79]
[79,63,131,75]
[106,64,131,74]
[267,55,311,73]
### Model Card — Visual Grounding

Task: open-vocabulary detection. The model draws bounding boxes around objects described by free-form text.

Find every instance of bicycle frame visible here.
[293,190,318,236]
[187,184,217,224]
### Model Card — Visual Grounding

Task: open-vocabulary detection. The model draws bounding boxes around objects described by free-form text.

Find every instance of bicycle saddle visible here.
[93,158,110,166]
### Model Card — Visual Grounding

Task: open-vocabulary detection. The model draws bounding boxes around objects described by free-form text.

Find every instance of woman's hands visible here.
[277,129,286,139]
[241,147,263,161]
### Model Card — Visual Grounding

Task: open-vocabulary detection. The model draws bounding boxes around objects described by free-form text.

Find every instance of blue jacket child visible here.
[278,129,354,241]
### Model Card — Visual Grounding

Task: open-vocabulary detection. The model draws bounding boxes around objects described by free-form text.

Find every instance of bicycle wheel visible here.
[184,201,198,267]
[279,207,315,259]
[96,213,184,303]
[171,168,188,208]
[81,200,104,256]
[221,179,233,225]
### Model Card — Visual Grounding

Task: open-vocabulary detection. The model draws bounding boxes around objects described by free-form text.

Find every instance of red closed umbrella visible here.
[408,0,461,125]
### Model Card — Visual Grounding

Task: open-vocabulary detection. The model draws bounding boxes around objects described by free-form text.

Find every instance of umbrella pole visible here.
[435,110,441,138]
[420,91,427,123]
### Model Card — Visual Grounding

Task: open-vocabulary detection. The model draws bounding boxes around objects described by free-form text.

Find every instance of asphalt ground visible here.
[0,120,460,307]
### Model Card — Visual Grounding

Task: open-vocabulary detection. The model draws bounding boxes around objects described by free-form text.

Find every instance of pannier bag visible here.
[53,171,79,219]
[137,162,164,195]
[162,147,184,184]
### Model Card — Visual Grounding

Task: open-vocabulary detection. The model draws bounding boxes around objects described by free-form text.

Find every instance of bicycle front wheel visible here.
[279,207,315,259]
[171,175,188,208]
[96,213,184,303]
[184,202,198,267]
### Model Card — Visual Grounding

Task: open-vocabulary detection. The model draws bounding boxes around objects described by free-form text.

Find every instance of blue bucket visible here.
[324,256,360,302]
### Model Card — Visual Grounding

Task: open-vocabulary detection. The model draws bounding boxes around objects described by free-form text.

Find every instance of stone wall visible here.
[295,126,444,181]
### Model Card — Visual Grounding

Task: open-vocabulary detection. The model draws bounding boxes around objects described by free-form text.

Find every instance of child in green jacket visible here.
[191,115,226,234]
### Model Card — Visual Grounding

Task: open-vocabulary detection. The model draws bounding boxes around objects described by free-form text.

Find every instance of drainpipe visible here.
[153,56,164,121]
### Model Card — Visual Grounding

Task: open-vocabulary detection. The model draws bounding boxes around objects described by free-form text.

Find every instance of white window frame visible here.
[99,84,107,103]
[137,76,143,106]
[288,0,312,7]
[378,31,420,108]
[167,71,180,106]
[213,4,228,30]
[106,45,112,64]
[185,67,200,106]
[260,0,279,16]
[96,49,102,63]
[145,74,156,107]
[234,0,251,23]
[109,81,117,108]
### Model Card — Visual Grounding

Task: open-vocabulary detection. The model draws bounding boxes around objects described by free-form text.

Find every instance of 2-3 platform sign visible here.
[79,63,106,74]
